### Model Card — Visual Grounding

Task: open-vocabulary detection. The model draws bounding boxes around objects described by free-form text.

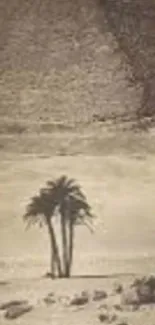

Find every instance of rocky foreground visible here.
[1,275,155,324]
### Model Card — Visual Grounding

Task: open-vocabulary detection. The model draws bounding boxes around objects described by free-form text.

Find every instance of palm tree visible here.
[46,176,94,277]
[23,175,95,279]
[23,188,62,278]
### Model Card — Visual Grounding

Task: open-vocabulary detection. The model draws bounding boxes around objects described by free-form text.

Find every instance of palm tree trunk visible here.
[46,218,62,278]
[60,212,68,277]
[67,219,74,277]
[50,241,56,278]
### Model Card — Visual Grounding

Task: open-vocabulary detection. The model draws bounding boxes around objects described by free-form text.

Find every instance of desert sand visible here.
[0,0,155,323]
[1,152,155,324]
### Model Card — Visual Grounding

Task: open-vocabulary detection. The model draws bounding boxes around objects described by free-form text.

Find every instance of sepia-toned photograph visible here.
[0,0,155,324]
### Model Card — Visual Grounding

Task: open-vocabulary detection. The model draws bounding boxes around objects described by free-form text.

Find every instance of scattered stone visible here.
[0,300,28,310]
[98,303,108,310]
[44,292,56,305]
[93,290,107,302]
[98,313,109,322]
[130,304,140,311]
[47,292,54,297]
[122,275,155,306]
[4,304,33,320]
[135,276,155,304]
[44,296,56,305]
[92,114,106,122]
[121,287,139,306]
[109,314,118,323]
[113,304,123,311]
[81,290,89,297]
[113,283,123,294]
[98,312,118,323]
[70,291,89,306]
[0,281,8,286]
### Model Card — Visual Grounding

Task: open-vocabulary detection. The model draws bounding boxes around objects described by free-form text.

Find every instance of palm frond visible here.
[47,176,84,198]
[24,213,44,230]
[23,175,96,231]
[63,192,94,227]
[23,187,57,228]
[47,175,67,189]
[23,196,41,218]
[80,220,95,233]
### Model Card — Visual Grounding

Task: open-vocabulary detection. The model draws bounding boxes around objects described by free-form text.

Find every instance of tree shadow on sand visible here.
[44,272,136,280]
[71,273,136,279]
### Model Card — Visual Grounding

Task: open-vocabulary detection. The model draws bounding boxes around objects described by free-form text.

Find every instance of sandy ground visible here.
[1,275,155,325]
[0,153,155,324]
[0,0,154,322]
